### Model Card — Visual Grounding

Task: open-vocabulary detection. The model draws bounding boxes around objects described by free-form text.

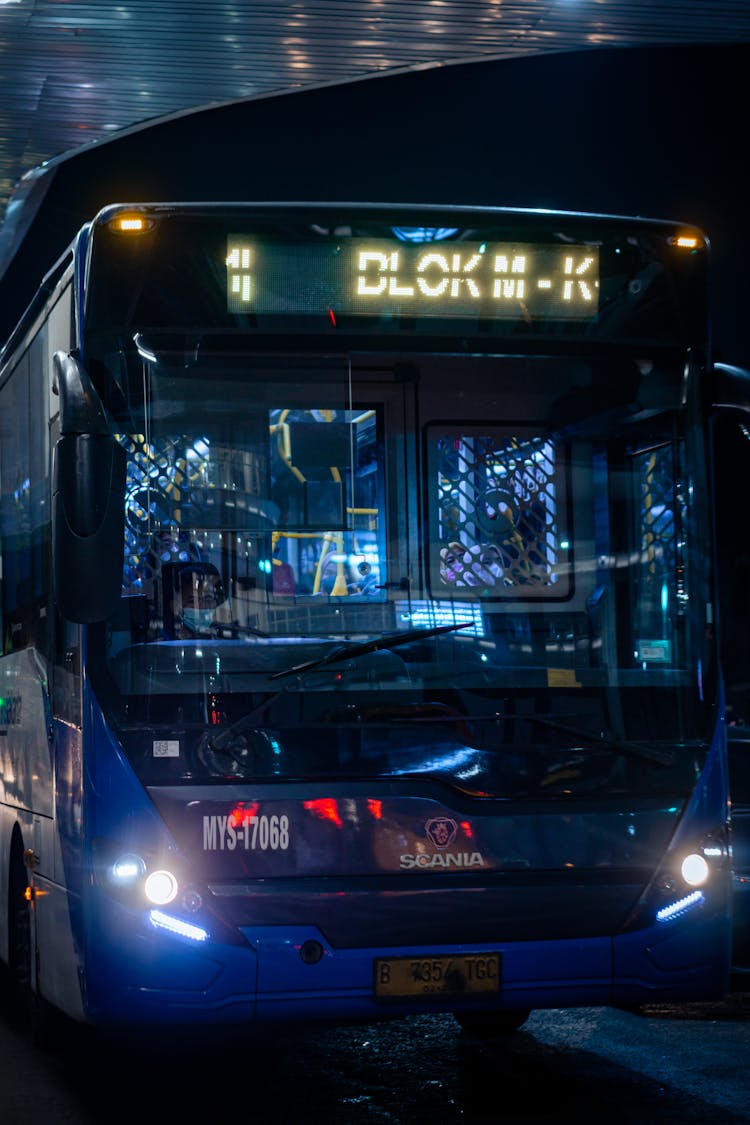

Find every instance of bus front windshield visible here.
[88,345,711,799]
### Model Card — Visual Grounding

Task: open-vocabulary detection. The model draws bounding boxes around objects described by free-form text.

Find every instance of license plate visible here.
[374,952,501,999]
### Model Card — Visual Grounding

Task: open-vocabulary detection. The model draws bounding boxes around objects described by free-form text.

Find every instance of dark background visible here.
[3,38,750,714]
[1,42,748,364]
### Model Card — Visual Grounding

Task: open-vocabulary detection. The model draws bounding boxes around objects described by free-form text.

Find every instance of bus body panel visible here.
[75,920,730,1027]
[0,650,54,823]
[33,874,86,1021]
[59,691,731,1027]
[0,202,737,1032]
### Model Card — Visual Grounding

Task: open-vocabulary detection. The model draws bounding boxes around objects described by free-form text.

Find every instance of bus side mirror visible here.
[52,351,126,623]
[712,362,750,413]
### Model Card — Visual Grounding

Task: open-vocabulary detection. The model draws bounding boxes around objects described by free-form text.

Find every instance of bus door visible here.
[262,364,414,625]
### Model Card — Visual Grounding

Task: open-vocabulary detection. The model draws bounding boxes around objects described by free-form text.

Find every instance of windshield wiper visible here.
[519,713,677,765]
[202,622,472,754]
[373,708,679,765]
[268,621,473,680]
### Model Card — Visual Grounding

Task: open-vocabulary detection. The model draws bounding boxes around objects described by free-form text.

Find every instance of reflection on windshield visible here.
[269,622,473,679]
[88,352,708,798]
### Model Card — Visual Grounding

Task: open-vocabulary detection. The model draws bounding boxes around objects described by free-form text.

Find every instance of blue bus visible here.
[0,202,742,1037]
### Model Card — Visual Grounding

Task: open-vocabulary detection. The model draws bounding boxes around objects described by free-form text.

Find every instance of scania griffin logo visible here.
[425,817,457,849]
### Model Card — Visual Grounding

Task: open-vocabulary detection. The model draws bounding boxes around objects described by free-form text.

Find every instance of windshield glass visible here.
[87,344,710,798]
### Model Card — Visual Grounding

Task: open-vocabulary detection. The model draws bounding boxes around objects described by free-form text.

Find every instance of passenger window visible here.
[426,425,570,600]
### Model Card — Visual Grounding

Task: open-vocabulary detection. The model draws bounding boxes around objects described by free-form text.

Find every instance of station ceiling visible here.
[1,0,750,221]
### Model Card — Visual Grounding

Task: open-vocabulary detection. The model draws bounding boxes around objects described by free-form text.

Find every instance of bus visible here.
[0,201,743,1038]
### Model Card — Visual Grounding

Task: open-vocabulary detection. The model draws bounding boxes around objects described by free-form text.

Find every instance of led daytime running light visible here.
[656,890,704,922]
[149,909,208,942]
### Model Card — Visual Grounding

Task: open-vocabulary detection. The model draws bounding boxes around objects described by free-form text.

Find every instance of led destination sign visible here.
[226,237,599,321]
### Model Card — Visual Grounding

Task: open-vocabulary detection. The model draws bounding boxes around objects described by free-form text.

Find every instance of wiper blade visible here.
[205,623,473,753]
[379,709,679,765]
[521,714,676,765]
[268,622,473,680]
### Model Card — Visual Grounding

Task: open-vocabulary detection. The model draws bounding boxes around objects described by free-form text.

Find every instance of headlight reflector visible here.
[144,869,179,905]
[110,853,146,885]
[680,852,710,887]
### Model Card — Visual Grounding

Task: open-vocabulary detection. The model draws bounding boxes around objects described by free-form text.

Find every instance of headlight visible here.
[96,840,183,904]
[623,826,730,931]
[680,852,710,887]
[144,869,179,905]
[110,853,146,886]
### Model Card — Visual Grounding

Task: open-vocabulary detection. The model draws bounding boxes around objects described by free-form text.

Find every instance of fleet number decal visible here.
[203,813,290,851]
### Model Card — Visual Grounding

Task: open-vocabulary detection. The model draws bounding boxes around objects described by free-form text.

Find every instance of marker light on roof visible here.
[107,213,154,233]
[669,233,705,250]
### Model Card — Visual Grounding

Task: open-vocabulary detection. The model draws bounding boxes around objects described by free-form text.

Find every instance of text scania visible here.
[203,813,290,851]
[400,851,485,869]
[356,249,596,304]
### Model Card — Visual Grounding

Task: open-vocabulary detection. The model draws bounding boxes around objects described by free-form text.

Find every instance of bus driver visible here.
[161,561,227,638]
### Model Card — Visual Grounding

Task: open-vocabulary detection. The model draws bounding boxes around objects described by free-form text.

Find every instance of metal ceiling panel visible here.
[1,0,749,222]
